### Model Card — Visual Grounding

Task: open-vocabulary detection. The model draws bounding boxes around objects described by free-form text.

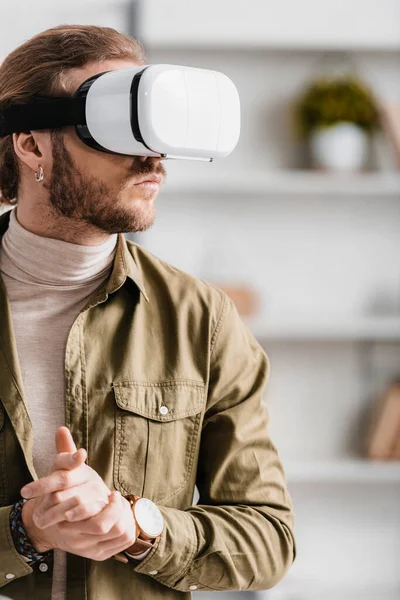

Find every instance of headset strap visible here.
[0,96,86,137]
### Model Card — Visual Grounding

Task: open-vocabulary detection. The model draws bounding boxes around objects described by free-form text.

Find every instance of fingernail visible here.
[72,451,79,459]
[21,486,32,498]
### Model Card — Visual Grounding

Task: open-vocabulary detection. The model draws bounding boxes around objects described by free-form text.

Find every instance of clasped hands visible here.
[20,426,136,562]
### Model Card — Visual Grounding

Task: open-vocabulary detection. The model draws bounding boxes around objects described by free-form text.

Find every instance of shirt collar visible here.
[106,232,149,301]
[0,209,149,302]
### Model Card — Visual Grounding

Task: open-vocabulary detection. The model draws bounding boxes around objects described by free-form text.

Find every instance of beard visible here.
[44,131,166,234]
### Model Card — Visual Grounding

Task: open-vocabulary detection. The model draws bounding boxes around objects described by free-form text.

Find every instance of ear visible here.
[12,130,52,175]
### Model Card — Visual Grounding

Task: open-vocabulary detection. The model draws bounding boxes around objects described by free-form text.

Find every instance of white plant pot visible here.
[310,122,369,172]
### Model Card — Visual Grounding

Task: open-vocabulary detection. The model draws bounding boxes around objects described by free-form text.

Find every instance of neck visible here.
[1,207,118,287]
[16,194,112,246]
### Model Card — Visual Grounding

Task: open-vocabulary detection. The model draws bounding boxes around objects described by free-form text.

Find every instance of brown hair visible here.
[0,24,147,204]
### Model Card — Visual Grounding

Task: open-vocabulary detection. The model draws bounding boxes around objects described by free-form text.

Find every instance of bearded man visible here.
[0,24,295,600]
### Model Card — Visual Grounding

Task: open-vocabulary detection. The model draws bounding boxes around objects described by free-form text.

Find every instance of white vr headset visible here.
[0,64,241,161]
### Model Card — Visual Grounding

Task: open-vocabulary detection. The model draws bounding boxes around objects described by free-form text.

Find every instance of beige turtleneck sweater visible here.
[0,207,118,600]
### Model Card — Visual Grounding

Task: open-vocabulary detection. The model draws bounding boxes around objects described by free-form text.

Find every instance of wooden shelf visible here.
[284,459,400,483]
[244,315,400,341]
[161,171,400,198]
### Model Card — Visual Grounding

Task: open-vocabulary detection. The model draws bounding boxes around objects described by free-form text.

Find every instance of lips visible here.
[135,174,163,185]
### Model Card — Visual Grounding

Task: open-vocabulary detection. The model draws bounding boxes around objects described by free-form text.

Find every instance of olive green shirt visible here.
[0,209,296,599]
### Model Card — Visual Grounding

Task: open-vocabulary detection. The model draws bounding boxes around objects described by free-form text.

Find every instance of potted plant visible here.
[294,75,379,171]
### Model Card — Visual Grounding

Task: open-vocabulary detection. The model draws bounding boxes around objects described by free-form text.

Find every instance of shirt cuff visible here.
[125,547,152,561]
[19,555,33,563]
[131,505,198,590]
[0,505,33,586]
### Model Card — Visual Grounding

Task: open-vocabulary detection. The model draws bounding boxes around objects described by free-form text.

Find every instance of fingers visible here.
[20,444,87,499]
[60,491,127,537]
[32,495,81,530]
[57,493,137,561]
[63,499,109,524]
[96,534,137,561]
[21,462,97,499]
[55,426,78,455]
[94,493,136,557]
[33,481,111,529]
[36,496,109,529]
[51,448,87,473]
[53,477,109,506]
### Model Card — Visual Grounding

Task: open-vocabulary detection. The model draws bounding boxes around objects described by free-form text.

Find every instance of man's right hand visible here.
[21,484,130,561]
[21,447,111,554]
[19,426,136,562]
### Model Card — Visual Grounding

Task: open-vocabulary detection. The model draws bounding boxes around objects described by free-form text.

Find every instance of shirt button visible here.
[5,573,15,579]
[189,585,198,590]
[39,562,49,572]
[159,406,169,415]
[148,570,158,575]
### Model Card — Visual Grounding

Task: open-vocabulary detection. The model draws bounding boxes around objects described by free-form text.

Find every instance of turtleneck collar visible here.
[0,208,118,289]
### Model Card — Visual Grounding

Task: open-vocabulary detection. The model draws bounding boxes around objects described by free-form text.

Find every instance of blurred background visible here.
[1,1,400,599]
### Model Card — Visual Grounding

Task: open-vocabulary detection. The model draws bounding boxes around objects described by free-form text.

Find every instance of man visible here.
[0,25,296,600]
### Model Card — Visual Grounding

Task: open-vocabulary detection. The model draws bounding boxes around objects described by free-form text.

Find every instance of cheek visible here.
[86,157,127,189]
[64,133,126,181]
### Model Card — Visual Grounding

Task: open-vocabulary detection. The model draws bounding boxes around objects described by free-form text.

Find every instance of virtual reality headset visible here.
[0,64,241,161]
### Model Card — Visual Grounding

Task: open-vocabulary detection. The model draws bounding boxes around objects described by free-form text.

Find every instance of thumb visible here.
[55,426,78,455]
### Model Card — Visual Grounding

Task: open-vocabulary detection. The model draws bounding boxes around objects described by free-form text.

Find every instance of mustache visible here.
[119,160,167,191]
[126,160,167,179]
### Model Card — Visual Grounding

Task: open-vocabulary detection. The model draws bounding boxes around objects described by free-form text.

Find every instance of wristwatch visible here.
[113,495,164,564]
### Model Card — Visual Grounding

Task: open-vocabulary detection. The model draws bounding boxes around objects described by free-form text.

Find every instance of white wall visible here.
[0,0,131,60]
[140,0,400,50]
[138,43,400,600]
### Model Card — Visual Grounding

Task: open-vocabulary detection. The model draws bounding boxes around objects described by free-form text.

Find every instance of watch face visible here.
[134,498,164,538]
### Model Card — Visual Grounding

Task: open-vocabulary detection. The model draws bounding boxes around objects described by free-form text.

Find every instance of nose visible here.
[138,155,166,164]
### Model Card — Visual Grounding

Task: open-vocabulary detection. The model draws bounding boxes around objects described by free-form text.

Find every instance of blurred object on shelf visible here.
[379,101,400,169]
[392,424,400,459]
[293,74,379,172]
[213,284,259,317]
[370,129,400,172]
[366,381,400,460]
[310,122,368,172]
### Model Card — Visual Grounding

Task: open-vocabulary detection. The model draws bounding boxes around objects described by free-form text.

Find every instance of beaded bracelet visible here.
[9,498,52,563]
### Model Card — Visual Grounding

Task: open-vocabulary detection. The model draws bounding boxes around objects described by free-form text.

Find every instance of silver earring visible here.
[35,165,44,183]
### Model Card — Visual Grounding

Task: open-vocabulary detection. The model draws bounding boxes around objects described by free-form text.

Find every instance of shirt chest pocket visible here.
[112,381,205,503]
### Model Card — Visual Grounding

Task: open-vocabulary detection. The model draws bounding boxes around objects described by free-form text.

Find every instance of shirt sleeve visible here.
[0,504,33,588]
[132,291,296,592]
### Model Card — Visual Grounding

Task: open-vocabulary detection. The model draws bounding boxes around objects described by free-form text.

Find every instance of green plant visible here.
[294,75,379,138]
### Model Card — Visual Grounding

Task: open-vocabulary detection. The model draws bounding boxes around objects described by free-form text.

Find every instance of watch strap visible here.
[125,536,155,554]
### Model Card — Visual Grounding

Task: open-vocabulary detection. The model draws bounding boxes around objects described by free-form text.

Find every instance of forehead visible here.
[62,58,142,93]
